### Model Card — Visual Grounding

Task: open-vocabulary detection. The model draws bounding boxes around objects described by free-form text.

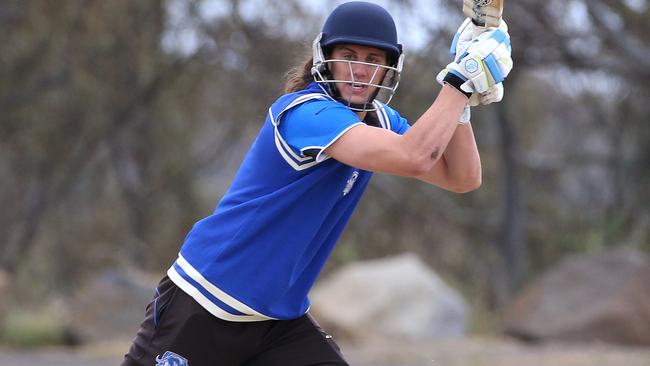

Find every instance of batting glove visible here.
[450,18,509,61]
[469,83,504,106]
[437,71,504,106]
[456,86,503,125]
[459,105,471,125]
[449,18,507,105]
[439,26,513,96]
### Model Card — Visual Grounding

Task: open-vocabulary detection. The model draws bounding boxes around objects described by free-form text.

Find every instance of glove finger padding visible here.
[479,83,504,105]
[443,27,512,94]
[450,18,475,58]
[451,18,509,59]
[469,83,504,107]
[451,18,510,61]
[469,29,512,82]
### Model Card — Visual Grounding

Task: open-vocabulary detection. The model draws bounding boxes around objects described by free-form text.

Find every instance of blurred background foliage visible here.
[1,0,649,333]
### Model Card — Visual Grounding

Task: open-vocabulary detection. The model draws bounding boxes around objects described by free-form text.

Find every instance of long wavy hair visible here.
[284,52,315,93]
[283,45,396,98]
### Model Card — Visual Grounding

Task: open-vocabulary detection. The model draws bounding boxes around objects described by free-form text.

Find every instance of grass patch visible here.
[468,303,502,337]
[0,309,70,347]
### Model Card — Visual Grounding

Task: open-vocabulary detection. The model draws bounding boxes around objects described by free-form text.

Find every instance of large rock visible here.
[68,269,159,342]
[310,253,469,340]
[504,247,650,346]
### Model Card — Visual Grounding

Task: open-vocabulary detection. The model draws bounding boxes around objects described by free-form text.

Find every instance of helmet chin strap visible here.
[341,100,373,111]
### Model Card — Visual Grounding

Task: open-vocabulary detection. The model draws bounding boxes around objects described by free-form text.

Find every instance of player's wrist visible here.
[443,72,472,99]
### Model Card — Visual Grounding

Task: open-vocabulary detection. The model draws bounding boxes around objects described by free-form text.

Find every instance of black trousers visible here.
[122,276,349,366]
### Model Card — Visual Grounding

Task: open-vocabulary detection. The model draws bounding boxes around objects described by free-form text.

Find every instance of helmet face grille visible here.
[312,57,402,112]
[310,2,404,112]
[312,33,404,112]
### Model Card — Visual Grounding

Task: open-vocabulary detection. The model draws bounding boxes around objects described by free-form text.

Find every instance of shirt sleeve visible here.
[385,107,410,135]
[278,100,364,162]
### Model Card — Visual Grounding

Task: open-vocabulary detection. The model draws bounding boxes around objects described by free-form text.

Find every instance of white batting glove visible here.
[459,105,471,125]
[468,83,504,106]
[450,18,507,105]
[437,71,504,106]
[440,26,513,95]
[450,18,486,60]
[450,84,503,125]
[457,84,504,124]
[451,18,509,60]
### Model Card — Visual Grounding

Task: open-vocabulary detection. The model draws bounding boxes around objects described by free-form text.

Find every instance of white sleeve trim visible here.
[269,93,328,127]
[270,93,336,171]
[310,122,366,163]
[273,131,322,170]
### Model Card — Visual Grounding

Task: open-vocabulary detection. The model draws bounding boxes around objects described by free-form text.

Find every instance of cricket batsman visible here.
[122,2,512,365]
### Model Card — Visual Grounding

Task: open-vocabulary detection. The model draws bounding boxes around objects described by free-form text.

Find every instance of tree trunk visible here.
[493,98,528,305]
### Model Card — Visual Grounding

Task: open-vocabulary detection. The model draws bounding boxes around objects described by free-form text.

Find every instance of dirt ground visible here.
[342,337,650,366]
[1,337,649,366]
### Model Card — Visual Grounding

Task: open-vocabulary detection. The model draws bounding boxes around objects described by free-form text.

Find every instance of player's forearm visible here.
[440,124,482,191]
[415,124,481,192]
[401,84,468,174]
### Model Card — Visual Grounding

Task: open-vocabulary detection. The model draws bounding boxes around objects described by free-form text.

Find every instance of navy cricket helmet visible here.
[311,1,405,111]
[320,1,403,64]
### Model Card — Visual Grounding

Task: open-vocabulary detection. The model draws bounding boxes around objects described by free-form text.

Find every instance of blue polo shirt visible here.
[168,83,410,321]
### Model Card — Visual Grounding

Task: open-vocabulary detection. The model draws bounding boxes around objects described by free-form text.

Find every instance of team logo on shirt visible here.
[155,351,188,366]
[343,171,359,196]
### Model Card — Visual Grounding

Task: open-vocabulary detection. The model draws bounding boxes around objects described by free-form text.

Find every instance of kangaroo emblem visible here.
[343,171,359,196]
[155,351,188,366]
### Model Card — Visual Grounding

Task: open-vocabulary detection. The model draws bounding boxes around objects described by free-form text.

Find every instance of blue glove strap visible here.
[483,54,504,83]
[450,32,461,57]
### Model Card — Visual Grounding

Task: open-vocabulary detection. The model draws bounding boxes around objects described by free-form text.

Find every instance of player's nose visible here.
[355,64,383,85]
[350,62,373,81]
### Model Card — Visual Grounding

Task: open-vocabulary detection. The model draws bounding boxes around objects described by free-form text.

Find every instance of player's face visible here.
[328,44,388,105]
